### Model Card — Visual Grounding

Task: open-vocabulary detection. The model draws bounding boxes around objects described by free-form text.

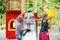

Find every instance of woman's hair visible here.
[42,12,48,17]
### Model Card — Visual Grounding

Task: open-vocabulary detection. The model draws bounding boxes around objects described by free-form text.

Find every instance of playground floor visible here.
[0,27,60,40]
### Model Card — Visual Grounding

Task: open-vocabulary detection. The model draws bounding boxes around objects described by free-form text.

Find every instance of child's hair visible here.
[42,12,48,17]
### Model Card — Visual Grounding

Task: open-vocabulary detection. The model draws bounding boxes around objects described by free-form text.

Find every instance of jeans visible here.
[16,34,22,40]
[59,28,60,32]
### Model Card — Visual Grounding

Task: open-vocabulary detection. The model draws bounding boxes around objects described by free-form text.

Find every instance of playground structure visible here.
[23,11,37,40]
[6,0,38,39]
[6,0,55,39]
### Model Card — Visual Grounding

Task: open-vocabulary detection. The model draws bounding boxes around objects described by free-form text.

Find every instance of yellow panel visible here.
[8,19,16,31]
[44,9,54,19]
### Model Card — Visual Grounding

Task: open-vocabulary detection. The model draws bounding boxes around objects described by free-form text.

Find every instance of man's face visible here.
[19,17,23,23]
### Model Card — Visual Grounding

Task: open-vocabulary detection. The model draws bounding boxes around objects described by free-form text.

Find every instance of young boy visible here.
[23,15,32,36]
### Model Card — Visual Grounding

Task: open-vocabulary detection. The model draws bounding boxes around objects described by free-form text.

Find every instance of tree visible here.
[0,0,6,26]
[0,0,6,14]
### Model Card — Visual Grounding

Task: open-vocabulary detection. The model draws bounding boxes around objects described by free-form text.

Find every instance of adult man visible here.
[15,15,26,40]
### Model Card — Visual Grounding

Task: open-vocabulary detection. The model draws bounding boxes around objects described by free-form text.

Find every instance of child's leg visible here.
[23,25,31,36]
[23,29,31,36]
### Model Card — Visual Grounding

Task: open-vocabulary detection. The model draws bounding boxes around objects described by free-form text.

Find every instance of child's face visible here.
[29,16,34,19]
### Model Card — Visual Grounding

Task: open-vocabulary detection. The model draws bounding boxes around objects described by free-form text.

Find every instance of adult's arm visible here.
[35,17,42,21]
[17,25,26,32]
[48,20,52,31]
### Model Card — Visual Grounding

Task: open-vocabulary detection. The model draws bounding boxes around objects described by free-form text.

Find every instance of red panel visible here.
[6,10,21,38]
[34,13,38,18]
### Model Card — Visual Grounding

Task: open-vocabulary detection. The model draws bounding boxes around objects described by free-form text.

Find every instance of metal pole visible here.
[34,0,38,40]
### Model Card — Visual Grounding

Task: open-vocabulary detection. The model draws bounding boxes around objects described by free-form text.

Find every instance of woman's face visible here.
[42,14,47,19]
[42,15,45,18]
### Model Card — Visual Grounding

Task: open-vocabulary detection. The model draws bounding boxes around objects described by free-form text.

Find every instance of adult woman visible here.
[38,12,51,40]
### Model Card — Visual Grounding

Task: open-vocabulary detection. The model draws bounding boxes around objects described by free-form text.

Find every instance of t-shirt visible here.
[40,19,48,32]
[15,20,24,35]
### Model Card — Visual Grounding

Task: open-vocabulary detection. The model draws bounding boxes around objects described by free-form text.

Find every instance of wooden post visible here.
[34,0,37,13]
[42,0,45,12]
[21,0,25,14]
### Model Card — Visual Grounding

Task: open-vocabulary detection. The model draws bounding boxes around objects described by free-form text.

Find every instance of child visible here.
[23,15,32,36]
[38,12,51,40]
[27,15,31,30]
